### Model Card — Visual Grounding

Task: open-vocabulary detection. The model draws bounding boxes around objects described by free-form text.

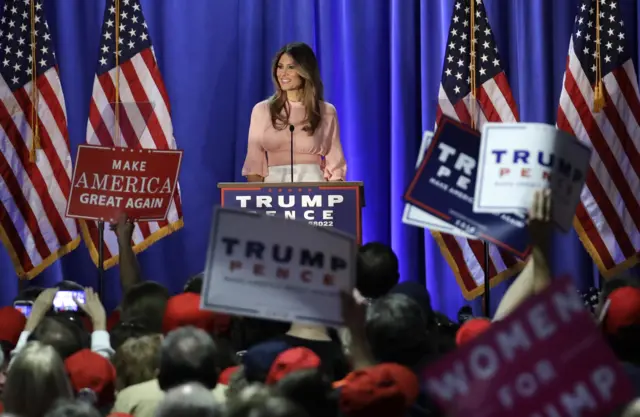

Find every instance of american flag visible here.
[557,0,640,277]
[431,0,524,299]
[0,0,79,279]
[80,0,183,268]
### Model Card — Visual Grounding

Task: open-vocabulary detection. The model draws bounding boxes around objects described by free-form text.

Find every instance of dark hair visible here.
[109,317,155,352]
[276,369,337,417]
[28,317,88,359]
[121,282,170,333]
[13,286,45,303]
[601,274,640,301]
[366,294,434,368]
[158,327,219,391]
[357,242,400,299]
[184,273,204,294]
[230,317,289,352]
[269,42,324,134]
[58,281,85,292]
[44,399,101,417]
[607,324,640,366]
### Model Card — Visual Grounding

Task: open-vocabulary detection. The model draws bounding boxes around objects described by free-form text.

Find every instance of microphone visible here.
[289,124,295,183]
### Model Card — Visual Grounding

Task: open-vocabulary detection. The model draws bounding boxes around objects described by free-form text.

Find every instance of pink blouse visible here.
[241,100,347,181]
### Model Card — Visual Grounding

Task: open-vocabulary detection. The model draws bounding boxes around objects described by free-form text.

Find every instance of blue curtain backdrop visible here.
[1,0,640,317]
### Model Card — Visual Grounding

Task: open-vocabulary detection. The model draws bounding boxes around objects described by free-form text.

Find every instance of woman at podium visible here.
[242,42,347,183]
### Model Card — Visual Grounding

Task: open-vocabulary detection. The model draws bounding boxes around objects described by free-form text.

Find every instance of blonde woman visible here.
[3,342,73,417]
[242,42,346,183]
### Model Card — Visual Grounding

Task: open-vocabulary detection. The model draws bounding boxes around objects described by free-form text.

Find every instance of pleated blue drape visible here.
[1,0,639,317]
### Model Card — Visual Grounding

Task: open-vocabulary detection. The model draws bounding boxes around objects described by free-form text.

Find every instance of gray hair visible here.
[154,383,220,417]
[3,342,73,417]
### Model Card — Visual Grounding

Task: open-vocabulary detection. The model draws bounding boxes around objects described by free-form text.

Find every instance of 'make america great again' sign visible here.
[66,145,182,222]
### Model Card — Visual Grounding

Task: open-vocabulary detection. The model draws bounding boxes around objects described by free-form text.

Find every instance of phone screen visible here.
[53,290,85,312]
[14,303,32,317]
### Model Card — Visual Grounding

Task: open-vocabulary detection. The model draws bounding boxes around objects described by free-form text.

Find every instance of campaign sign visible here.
[404,117,530,258]
[474,123,591,231]
[201,208,356,326]
[221,184,361,242]
[66,145,182,222]
[402,131,474,238]
[422,277,634,417]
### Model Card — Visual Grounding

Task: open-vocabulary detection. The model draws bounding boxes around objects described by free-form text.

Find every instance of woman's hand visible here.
[75,287,107,331]
[25,288,58,332]
[246,175,264,183]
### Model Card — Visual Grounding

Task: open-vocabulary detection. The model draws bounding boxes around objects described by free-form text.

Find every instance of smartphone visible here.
[53,290,85,312]
[13,301,33,317]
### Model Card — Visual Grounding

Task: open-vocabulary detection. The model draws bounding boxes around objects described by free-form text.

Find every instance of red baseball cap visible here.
[604,286,640,335]
[266,347,321,385]
[65,349,116,407]
[456,318,491,346]
[218,365,240,385]
[162,293,231,335]
[339,363,419,417]
[0,306,26,346]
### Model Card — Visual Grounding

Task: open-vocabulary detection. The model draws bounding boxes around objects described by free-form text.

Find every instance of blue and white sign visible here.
[221,185,361,242]
[402,130,474,238]
[474,123,591,231]
[404,117,531,258]
[201,208,357,326]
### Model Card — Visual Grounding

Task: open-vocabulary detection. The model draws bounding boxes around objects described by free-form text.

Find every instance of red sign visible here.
[423,278,634,417]
[66,145,182,222]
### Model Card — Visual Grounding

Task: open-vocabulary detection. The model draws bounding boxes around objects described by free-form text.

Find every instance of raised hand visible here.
[109,212,135,246]
[74,287,107,331]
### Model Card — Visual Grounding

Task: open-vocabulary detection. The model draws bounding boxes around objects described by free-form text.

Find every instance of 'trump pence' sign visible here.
[201,208,356,326]
[66,145,182,222]
[422,278,634,417]
[474,123,591,231]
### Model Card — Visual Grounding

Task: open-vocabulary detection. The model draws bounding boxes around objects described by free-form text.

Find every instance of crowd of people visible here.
[0,191,639,417]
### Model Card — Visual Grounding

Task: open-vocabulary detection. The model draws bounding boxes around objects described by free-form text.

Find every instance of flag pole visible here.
[98,221,105,299]
[469,0,491,316]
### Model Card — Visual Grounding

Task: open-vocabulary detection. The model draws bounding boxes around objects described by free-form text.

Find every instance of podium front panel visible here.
[220,184,361,243]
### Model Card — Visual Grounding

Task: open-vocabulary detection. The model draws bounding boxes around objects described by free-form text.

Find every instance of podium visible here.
[218,182,365,244]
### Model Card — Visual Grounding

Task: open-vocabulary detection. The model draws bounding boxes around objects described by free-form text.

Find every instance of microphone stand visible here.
[289,125,295,183]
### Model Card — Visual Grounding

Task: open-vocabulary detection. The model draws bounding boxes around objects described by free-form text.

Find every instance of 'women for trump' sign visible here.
[66,145,182,222]
[423,278,634,417]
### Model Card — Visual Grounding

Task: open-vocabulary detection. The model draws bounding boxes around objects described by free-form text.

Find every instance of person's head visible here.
[120,282,170,333]
[65,349,116,409]
[112,334,162,391]
[157,326,219,391]
[356,243,400,300]
[109,317,155,352]
[28,316,87,360]
[276,369,337,417]
[603,286,640,365]
[3,342,74,417]
[226,384,308,417]
[0,306,27,348]
[155,383,221,417]
[183,273,204,294]
[269,42,323,134]
[163,293,231,336]
[365,294,434,368]
[58,281,84,291]
[13,286,45,303]
[44,399,101,417]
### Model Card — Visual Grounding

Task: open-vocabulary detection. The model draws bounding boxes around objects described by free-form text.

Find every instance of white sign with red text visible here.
[201,208,356,326]
[473,123,591,231]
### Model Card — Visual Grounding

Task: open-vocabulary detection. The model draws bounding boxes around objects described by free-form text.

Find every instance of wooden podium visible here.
[218,181,365,243]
